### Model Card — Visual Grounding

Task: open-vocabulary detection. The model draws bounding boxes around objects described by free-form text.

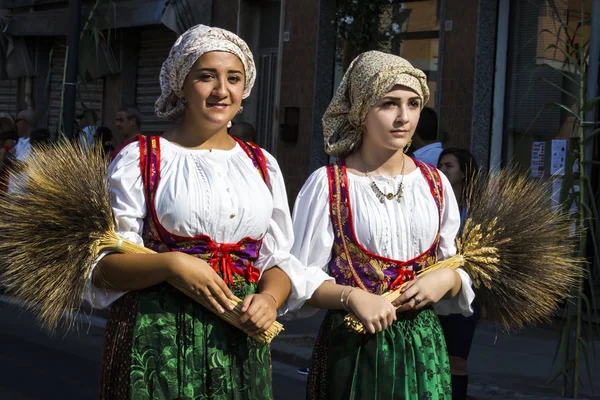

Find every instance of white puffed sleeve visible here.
[433,171,475,317]
[253,153,333,317]
[82,142,146,309]
[286,168,336,318]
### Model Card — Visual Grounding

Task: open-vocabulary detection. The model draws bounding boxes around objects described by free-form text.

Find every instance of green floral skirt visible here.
[128,280,273,400]
[308,308,452,400]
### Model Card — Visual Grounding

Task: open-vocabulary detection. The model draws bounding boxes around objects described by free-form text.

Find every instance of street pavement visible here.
[0,297,307,400]
[273,312,600,400]
[2,295,599,400]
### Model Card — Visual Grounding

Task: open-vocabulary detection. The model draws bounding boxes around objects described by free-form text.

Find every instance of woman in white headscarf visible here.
[290,51,475,399]
[85,25,330,400]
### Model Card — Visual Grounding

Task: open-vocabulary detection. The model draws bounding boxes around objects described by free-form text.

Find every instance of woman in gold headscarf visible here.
[290,51,475,399]
[84,25,331,400]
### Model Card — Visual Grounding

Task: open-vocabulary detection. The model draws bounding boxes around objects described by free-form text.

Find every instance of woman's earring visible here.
[237,105,244,115]
[227,121,233,128]
[404,139,412,154]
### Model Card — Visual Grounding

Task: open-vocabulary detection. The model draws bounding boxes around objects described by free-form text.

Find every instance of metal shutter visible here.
[136,25,177,134]
[0,79,18,115]
[505,0,568,138]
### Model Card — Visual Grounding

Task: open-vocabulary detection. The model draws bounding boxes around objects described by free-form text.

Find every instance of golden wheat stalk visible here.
[0,139,282,344]
[345,169,584,334]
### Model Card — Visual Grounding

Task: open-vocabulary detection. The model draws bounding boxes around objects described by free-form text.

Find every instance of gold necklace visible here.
[359,153,406,204]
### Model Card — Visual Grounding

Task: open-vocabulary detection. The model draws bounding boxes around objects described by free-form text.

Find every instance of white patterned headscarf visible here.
[155,24,256,121]
[323,51,430,157]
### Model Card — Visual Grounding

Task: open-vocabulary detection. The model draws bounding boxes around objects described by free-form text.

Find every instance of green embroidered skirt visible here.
[128,281,273,400]
[309,308,451,400]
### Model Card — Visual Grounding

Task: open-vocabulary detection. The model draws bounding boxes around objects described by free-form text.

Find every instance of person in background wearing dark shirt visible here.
[437,147,481,400]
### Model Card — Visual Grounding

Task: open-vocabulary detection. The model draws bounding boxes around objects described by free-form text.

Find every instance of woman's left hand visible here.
[392,269,460,312]
[239,293,278,336]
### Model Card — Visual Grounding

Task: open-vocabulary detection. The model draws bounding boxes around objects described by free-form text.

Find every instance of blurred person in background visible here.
[411,107,443,166]
[437,147,481,400]
[229,121,257,142]
[0,113,18,193]
[76,110,98,148]
[95,126,114,155]
[14,109,36,161]
[111,105,142,160]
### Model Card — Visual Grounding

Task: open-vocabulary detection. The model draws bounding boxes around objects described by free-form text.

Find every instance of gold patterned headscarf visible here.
[323,51,430,157]
[155,24,256,121]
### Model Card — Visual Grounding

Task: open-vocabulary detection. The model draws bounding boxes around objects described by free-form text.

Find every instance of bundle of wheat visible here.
[0,139,283,344]
[345,168,583,333]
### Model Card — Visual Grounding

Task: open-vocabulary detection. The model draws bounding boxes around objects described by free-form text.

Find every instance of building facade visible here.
[0,0,597,212]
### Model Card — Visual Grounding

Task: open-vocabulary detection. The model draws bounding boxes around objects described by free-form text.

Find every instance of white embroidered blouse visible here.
[83,137,332,314]
[290,165,475,317]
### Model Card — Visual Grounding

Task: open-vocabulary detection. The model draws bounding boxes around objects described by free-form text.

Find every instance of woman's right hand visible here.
[168,252,235,314]
[347,289,396,334]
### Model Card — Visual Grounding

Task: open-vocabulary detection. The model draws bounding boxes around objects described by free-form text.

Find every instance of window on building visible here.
[504,0,593,176]
[395,0,440,109]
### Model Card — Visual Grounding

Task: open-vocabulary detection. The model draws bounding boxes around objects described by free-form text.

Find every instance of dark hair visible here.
[438,147,479,203]
[96,126,113,142]
[0,113,17,142]
[0,116,19,142]
[30,128,52,147]
[77,109,98,123]
[1,130,19,143]
[415,107,438,141]
[96,126,114,154]
[118,105,142,127]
